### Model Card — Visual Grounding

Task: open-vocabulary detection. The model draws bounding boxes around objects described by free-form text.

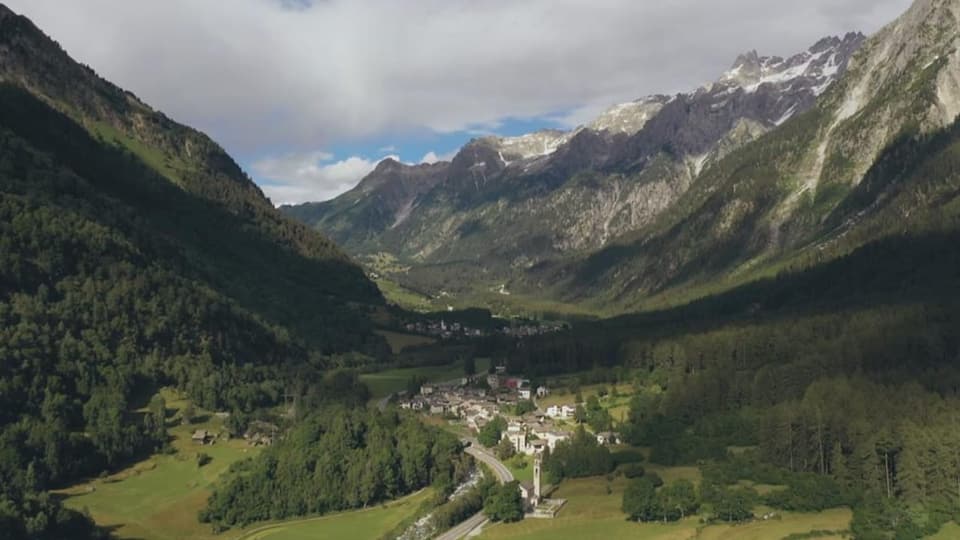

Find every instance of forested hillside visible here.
[0,5,387,538]
[201,407,470,530]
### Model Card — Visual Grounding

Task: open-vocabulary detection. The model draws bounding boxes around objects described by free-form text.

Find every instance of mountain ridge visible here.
[281,32,869,313]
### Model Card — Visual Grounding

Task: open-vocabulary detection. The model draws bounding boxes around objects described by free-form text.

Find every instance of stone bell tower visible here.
[533,454,542,502]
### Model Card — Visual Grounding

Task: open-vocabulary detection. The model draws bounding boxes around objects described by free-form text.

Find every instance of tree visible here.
[622,477,661,521]
[574,405,587,424]
[713,487,755,522]
[464,356,476,376]
[196,452,212,468]
[660,479,698,520]
[181,402,196,425]
[145,394,167,446]
[496,437,517,460]
[484,481,524,522]
[514,400,536,416]
[479,416,507,448]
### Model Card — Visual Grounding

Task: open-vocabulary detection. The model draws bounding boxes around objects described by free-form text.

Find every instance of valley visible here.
[2,0,960,539]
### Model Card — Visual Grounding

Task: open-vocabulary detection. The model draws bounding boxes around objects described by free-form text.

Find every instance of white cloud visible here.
[5,0,913,159]
[420,150,458,164]
[252,151,395,205]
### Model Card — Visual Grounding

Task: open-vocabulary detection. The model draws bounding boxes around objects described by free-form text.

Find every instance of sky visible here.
[7,0,913,205]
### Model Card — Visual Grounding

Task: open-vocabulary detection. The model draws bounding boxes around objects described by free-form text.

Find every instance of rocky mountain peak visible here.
[718,33,865,96]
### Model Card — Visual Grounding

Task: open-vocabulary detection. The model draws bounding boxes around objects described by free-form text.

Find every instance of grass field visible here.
[374,329,437,354]
[236,489,434,540]
[360,357,492,398]
[57,390,259,540]
[477,474,851,540]
[507,454,534,483]
[931,522,960,539]
[58,389,434,540]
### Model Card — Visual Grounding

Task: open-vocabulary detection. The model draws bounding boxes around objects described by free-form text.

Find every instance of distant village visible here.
[397,365,620,455]
[402,318,565,340]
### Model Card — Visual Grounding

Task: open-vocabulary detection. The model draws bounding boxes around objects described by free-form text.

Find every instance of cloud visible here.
[5,0,913,205]
[420,150,458,164]
[252,151,394,205]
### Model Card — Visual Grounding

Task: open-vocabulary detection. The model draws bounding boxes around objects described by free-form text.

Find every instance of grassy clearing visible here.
[360,358,492,398]
[695,508,851,540]
[57,390,260,540]
[537,383,636,410]
[236,489,434,540]
[931,522,960,539]
[507,454,534,483]
[375,277,436,311]
[374,329,437,354]
[477,474,851,540]
[89,121,187,186]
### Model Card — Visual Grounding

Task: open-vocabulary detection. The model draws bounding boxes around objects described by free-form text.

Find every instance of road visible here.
[435,439,514,540]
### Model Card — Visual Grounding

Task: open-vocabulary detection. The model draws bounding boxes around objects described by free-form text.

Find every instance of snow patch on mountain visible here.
[588,96,669,135]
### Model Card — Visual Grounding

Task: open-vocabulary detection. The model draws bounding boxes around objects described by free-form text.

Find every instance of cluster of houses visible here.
[190,420,280,448]
[399,369,620,457]
[400,319,566,341]
[403,320,485,339]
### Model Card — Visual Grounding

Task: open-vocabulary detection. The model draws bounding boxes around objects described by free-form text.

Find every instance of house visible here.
[518,388,532,400]
[536,386,549,398]
[487,374,500,389]
[430,404,445,415]
[535,429,571,451]
[191,430,212,445]
[420,384,435,395]
[596,431,620,446]
[503,423,527,454]
[545,404,576,419]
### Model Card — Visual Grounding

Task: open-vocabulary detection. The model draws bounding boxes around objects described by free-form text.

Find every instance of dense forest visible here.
[0,9,390,536]
[502,226,960,538]
[200,407,471,530]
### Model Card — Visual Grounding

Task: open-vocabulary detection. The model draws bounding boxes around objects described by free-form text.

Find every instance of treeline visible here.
[0,491,106,540]
[200,407,471,529]
[543,426,614,483]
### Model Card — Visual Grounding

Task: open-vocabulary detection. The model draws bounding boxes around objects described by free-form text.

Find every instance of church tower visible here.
[533,454,541,501]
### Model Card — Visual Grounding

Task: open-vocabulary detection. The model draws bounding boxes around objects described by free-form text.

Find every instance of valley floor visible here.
[477,475,852,540]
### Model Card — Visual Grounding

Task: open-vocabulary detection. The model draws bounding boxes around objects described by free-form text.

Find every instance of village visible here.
[396,366,621,519]
[402,318,566,340]
[398,366,620,452]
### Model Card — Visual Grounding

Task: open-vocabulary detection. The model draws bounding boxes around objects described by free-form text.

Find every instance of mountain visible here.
[282,32,867,312]
[0,5,386,535]
[558,0,960,311]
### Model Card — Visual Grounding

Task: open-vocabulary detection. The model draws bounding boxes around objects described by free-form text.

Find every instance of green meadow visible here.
[477,473,851,540]
[360,357,491,398]
[57,391,259,540]
[236,489,434,540]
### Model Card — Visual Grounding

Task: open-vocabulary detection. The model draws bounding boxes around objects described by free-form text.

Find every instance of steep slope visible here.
[0,5,386,532]
[283,34,865,310]
[562,0,960,311]
[0,5,384,338]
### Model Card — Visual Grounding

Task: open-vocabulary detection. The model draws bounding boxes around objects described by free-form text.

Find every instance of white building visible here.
[534,429,571,451]
[518,388,532,400]
[545,404,576,419]
[596,431,620,446]
[536,386,549,398]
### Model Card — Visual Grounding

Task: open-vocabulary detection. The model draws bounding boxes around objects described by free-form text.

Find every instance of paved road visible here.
[435,440,514,540]
[465,441,514,483]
